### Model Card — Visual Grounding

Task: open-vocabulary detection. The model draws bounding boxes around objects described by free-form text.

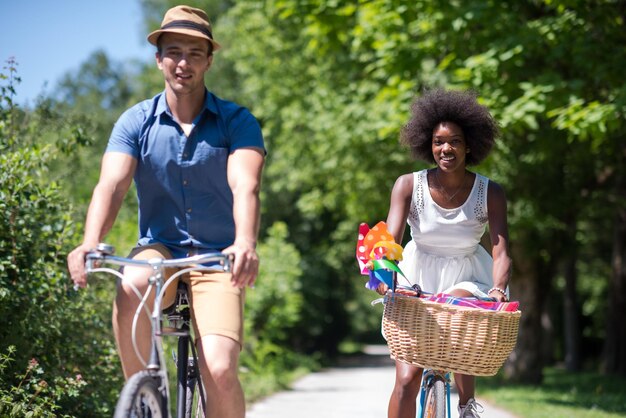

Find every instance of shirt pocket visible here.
[189,143,229,191]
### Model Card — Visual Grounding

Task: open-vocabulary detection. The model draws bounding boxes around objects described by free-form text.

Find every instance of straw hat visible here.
[147,5,221,51]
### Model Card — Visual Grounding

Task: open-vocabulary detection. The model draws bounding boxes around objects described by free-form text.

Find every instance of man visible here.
[67,5,265,417]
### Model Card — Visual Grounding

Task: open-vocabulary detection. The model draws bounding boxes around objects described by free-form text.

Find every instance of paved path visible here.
[247,345,517,418]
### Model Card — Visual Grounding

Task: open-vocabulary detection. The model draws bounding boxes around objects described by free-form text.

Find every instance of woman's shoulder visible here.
[392,172,418,198]
[477,174,504,192]
[396,169,427,185]
[475,174,506,205]
[474,172,501,188]
[394,172,414,187]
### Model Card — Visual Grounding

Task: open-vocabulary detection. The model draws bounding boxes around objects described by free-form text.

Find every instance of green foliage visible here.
[246,222,303,342]
[220,0,626,376]
[0,60,122,416]
[240,222,318,401]
[56,50,135,111]
[0,347,85,418]
[223,0,423,355]
[479,367,626,417]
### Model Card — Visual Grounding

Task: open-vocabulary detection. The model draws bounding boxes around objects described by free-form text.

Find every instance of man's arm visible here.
[225,147,265,288]
[67,152,137,288]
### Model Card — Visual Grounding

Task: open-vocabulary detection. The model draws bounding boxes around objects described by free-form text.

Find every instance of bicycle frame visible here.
[86,244,232,417]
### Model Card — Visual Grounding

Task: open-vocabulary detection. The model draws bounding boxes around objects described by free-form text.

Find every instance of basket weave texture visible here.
[382,294,521,376]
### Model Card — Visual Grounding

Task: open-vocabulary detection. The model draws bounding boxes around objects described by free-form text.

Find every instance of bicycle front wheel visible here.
[114,371,166,418]
[422,377,446,418]
[185,377,205,418]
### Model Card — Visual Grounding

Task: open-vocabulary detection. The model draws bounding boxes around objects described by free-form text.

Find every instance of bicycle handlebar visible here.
[83,243,234,369]
[85,243,233,273]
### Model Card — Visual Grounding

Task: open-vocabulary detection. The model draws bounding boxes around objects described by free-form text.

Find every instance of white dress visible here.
[397,169,493,297]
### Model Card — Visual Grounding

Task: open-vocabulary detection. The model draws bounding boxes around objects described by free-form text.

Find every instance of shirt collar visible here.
[153,89,218,118]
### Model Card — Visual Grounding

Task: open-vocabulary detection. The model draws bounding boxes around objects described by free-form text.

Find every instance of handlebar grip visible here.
[96,243,115,255]
[85,243,115,272]
[224,253,235,273]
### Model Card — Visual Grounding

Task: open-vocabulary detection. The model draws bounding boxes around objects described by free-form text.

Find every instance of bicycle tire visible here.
[185,378,205,418]
[173,283,206,418]
[114,370,166,418]
[422,377,446,418]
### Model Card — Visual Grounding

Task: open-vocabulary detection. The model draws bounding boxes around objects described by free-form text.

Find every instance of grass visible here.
[478,367,626,418]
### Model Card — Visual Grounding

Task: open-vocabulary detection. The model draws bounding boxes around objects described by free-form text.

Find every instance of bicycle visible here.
[85,243,233,418]
[374,283,520,418]
[357,222,519,417]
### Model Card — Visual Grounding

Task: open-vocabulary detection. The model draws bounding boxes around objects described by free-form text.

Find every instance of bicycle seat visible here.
[162,281,190,315]
[161,282,191,337]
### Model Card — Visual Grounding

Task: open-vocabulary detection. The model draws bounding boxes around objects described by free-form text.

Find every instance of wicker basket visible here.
[382,293,521,376]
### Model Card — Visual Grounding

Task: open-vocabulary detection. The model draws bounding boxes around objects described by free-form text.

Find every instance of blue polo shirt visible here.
[106,90,265,258]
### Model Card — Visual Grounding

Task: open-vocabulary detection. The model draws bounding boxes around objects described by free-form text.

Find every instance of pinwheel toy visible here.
[356,221,406,291]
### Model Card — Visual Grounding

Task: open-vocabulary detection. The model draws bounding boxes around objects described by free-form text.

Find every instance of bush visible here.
[241,222,318,401]
[0,59,121,417]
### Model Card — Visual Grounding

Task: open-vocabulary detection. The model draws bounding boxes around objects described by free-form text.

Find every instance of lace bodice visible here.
[406,170,489,257]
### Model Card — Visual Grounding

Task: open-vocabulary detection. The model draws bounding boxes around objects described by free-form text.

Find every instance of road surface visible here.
[247,345,517,418]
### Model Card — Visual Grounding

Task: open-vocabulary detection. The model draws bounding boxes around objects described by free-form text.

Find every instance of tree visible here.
[220,0,626,379]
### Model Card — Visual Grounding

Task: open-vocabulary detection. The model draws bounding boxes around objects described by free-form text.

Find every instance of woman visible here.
[379,89,512,418]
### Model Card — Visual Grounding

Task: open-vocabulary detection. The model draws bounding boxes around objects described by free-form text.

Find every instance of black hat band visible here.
[161,20,213,39]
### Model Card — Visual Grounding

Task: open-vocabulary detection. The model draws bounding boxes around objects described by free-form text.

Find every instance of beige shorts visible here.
[125,243,244,346]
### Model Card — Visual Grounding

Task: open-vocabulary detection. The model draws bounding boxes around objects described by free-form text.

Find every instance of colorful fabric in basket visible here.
[424,293,519,312]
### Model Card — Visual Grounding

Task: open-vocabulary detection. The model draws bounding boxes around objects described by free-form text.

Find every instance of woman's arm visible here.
[486,180,512,302]
[375,174,413,294]
[386,174,414,243]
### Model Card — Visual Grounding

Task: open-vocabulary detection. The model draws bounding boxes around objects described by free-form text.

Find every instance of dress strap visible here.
[409,170,426,217]
[473,174,489,224]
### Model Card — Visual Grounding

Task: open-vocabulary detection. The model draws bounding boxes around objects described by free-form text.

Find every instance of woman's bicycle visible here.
[356,222,520,417]
[85,243,232,418]
[374,283,521,418]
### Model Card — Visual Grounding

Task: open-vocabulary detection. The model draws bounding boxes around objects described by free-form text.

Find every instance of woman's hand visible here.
[488,287,508,302]
[376,282,389,295]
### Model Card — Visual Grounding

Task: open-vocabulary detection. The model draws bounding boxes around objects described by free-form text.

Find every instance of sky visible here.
[0,0,155,106]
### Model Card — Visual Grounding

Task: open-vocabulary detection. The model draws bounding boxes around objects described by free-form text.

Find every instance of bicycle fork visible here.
[416,369,451,418]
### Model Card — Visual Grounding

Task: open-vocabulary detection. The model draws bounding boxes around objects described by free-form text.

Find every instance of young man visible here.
[67,5,265,417]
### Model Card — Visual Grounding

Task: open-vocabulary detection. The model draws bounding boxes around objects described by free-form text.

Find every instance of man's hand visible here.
[223,241,259,288]
[67,243,95,289]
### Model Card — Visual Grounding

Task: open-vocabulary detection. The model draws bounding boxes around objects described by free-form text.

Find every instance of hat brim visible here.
[147,28,221,51]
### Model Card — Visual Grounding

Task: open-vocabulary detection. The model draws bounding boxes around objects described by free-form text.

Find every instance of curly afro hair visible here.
[400,88,499,165]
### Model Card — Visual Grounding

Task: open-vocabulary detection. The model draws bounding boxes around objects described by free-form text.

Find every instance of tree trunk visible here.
[602,198,626,376]
[563,221,581,371]
[503,237,545,383]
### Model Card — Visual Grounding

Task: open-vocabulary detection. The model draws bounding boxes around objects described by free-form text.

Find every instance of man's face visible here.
[156,32,212,96]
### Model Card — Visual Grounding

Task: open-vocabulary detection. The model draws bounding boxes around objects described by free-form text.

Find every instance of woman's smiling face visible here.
[431,121,468,171]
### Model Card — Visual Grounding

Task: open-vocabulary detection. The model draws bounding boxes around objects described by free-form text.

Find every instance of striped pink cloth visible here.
[424,293,519,312]
[393,288,519,312]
